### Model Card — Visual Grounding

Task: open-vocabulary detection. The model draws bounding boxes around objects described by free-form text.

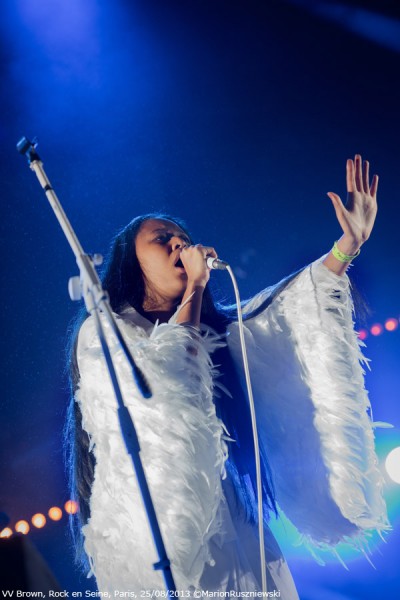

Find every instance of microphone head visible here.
[206,257,229,270]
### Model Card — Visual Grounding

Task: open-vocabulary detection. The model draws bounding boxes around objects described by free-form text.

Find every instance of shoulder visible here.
[76,305,150,359]
[77,315,97,357]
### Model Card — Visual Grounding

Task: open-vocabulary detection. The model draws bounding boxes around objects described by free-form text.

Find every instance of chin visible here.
[171,281,187,299]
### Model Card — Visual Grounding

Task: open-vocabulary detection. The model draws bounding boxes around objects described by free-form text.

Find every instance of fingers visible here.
[181,244,218,272]
[327,192,345,214]
[182,244,217,257]
[327,192,349,234]
[202,245,218,259]
[352,154,367,192]
[362,159,370,193]
[370,174,379,197]
[354,155,363,191]
[180,244,217,284]
[347,154,377,197]
[346,159,356,192]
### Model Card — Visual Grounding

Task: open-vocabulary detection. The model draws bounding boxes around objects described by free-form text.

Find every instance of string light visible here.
[357,316,399,340]
[370,323,384,336]
[32,513,46,528]
[0,500,79,539]
[64,500,79,515]
[385,318,398,332]
[0,527,13,538]
[15,520,30,534]
[48,506,63,521]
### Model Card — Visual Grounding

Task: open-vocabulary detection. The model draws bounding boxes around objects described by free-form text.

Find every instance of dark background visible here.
[1,0,399,597]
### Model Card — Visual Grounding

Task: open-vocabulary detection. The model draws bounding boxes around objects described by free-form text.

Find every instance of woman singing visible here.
[65,155,388,597]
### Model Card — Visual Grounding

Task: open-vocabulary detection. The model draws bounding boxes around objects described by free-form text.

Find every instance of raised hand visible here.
[323,155,378,276]
[327,154,378,247]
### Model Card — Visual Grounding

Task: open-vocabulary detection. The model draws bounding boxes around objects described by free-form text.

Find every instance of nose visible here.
[171,236,188,251]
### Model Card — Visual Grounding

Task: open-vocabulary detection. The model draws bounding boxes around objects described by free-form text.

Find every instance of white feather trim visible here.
[227,258,389,553]
[76,311,228,592]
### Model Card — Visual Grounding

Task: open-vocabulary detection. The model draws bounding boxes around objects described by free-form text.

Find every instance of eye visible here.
[153,232,191,245]
[154,234,171,244]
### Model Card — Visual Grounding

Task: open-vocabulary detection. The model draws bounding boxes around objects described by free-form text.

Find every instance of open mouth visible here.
[175,258,184,269]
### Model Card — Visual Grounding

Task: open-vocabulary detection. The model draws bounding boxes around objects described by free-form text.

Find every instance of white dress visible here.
[75,257,389,596]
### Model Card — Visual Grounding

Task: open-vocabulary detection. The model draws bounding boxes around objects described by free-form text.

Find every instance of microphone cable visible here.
[225,264,268,596]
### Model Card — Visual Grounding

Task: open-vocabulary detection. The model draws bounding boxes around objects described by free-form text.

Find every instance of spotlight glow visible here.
[15,520,30,534]
[358,329,368,340]
[31,513,46,528]
[385,447,400,484]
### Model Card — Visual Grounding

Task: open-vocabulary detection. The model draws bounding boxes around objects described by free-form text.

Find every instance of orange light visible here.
[15,520,30,535]
[48,506,63,521]
[385,318,398,332]
[64,500,79,515]
[0,527,13,538]
[358,329,368,340]
[31,513,46,529]
[370,323,383,336]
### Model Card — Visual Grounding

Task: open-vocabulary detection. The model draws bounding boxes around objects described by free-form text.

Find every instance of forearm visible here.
[175,281,206,328]
[323,233,362,277]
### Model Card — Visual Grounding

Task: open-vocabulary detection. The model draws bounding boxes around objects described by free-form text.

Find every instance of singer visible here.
[65,155,388,597]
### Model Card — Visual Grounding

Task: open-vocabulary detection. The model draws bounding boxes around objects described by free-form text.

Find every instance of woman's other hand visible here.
[327,154,378,248]
[323,154,378,275]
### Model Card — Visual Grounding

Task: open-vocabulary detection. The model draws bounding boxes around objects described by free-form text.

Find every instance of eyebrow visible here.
[151,227,189,237]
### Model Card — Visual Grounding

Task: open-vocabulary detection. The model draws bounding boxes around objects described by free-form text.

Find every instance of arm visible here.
[175,243,217,328]
[323,154,378,276]
[76,314,227,590]
[227,259,389,557]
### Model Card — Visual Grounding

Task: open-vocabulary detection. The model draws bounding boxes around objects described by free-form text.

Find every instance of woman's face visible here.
[135,218,192,305]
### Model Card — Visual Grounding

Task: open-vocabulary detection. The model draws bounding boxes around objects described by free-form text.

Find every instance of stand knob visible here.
[92,253,103,266]
[68,276,82,301]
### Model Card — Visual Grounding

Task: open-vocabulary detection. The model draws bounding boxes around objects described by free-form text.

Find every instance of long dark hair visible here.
[65,213,301,571]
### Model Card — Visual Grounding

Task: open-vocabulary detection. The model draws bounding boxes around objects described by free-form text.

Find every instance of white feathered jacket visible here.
[75,257,389,594]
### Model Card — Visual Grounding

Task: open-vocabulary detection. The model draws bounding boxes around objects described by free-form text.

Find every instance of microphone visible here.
[206,257,229,270]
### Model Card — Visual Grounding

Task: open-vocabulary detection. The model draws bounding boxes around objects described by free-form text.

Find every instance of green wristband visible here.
[332,240,361,263]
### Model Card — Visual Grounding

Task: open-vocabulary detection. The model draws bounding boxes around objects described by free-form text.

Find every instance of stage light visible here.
[64,500,79,515]
[358,329,368,340]
[31,513,46,528]
[370,323,383,336]
[0,527,13,538]
[15,520,30,535]
[385,447,400,484]
[385,318,398,332]
[287,0,400,53]
[48,506,63,521]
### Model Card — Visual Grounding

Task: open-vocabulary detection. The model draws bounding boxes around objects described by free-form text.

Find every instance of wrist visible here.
[186,278,207,290]
[337,234,362,256]
[176,282,205,328]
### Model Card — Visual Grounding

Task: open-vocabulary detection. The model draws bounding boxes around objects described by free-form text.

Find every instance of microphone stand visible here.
[17,137,177,596]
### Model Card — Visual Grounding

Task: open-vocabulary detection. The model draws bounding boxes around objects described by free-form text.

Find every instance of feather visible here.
[76,314,229,592]
[227,257,390,556]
